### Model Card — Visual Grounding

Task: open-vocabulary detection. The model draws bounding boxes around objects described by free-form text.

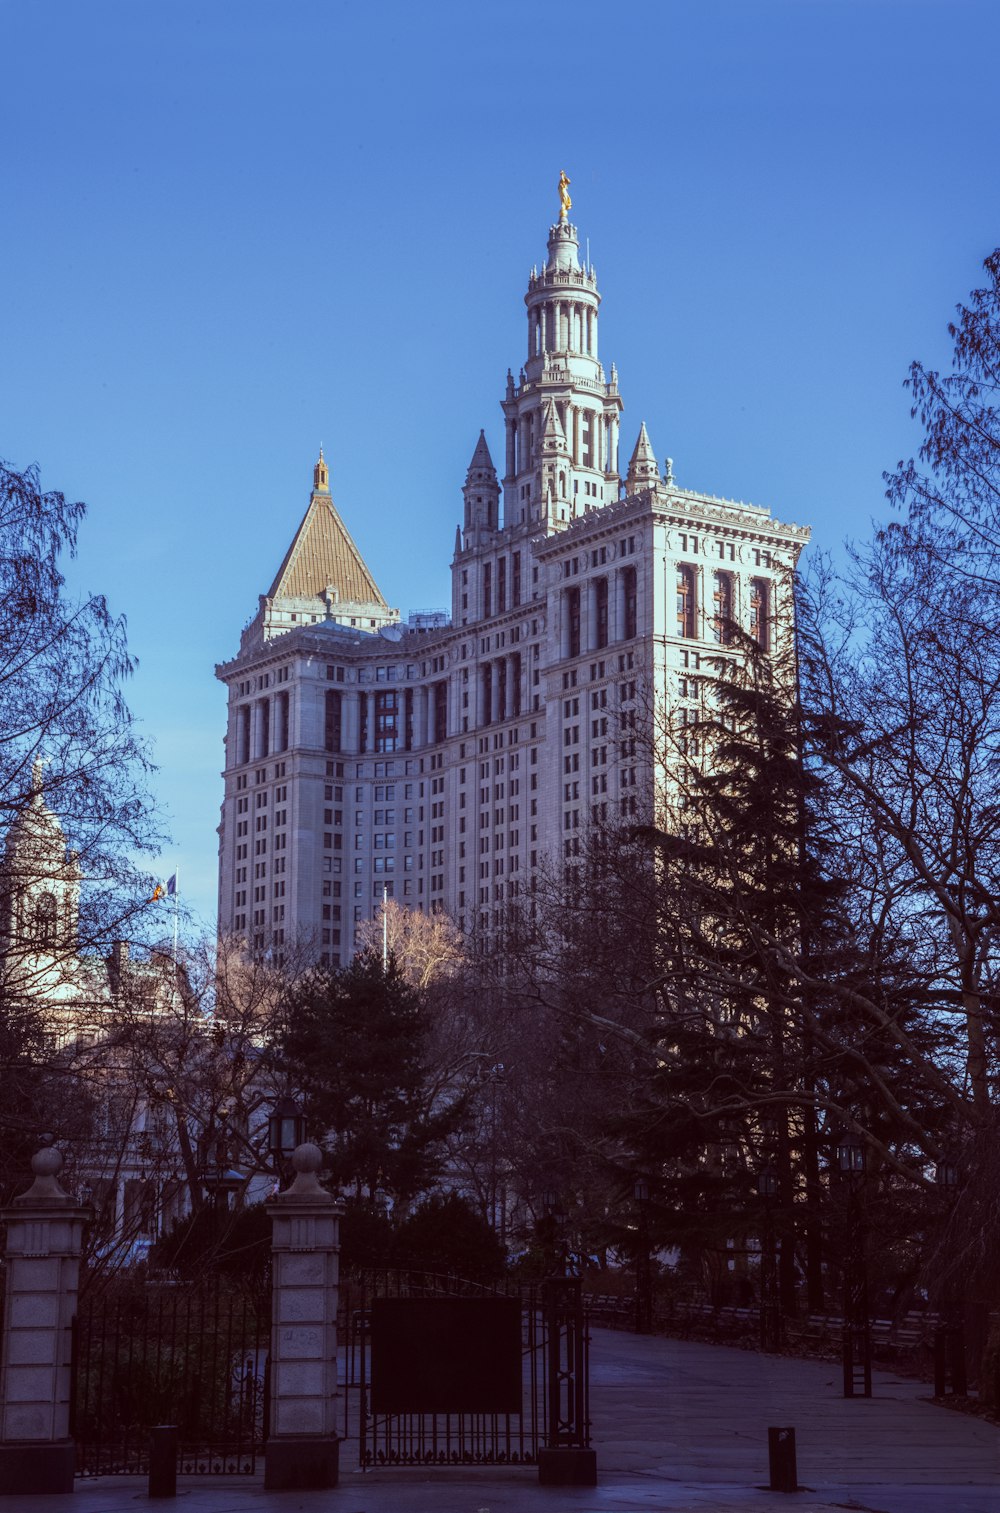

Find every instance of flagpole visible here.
[382,883,388,973]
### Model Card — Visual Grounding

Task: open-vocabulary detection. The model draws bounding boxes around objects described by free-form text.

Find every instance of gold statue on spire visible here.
[558,170,572,222]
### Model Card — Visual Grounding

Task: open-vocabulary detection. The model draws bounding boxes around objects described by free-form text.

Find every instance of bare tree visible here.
[356,898,464,989]
[0,459,162,1195]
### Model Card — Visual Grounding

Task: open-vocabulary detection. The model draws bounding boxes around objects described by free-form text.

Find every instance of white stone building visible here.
[216,201,810,965]
[0,764,190,1255]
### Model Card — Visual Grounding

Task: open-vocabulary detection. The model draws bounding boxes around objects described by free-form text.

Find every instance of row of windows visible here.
[481,552,523,618]
[676,568,771,649]
[563,567,638,658]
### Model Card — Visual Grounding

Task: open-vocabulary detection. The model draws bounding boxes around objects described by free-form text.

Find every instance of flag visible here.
[166,873,178,897]
[150,882,165,902]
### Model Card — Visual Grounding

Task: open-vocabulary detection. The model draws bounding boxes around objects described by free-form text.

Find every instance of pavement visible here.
[1,1328,998,1512]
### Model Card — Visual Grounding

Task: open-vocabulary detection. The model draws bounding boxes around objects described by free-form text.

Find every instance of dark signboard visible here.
[370,1296,522,1415]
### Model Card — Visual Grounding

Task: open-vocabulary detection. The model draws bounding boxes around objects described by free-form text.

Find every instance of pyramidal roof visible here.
[466,430,496,475]
[628,420,657,471]
[540,396,567,448]
[267,474,388,608]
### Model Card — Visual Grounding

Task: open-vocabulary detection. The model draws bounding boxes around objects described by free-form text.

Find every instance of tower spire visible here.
[462,429,500,539]
[313,447,329,494]
[626,421,659,492]
[498,189,623,529]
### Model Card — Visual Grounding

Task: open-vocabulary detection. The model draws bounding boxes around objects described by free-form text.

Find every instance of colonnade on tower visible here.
[499,216,623,531]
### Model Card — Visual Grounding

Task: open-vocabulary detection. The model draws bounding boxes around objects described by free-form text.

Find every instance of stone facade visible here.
[216,205,810,963]
[0,769,189,1258]
[0,1149,91,1493]
[264,1143,341,1488]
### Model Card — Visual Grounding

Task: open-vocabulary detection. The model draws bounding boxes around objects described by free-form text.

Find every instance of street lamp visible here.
[757,1163,781,1352]
[834,1129,871,1398]
[198,1122,242,1212]
[633,1178,653,1334]
[934,1153,966,1397]
[934,1157,959,1191]
[542,1189,569,1275]
[267,1096,306,1175]
[835,1131,867,1179]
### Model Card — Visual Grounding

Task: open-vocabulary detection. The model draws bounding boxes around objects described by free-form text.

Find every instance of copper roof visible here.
[267,493,388,607]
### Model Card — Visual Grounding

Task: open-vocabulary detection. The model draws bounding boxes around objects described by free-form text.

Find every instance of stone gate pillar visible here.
[265,1142,341,1490]
[0,1147,91,1495]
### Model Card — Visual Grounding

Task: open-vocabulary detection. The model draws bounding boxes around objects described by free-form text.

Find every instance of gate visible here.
[339,1271,590,1470]
[72,1278,269,1476]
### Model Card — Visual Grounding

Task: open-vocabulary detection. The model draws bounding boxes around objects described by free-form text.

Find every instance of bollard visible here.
[951,1325,968,1397]
[149,1424,177,1498]
[767,1425,798,1493]
[934,1325,946,1396]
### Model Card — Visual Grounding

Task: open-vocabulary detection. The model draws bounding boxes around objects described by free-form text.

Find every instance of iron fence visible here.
[72,1278,268,1476]
[339,1270,590,1471]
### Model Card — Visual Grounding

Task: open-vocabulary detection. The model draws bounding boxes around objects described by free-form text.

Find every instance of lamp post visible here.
[543,1188,568,1276]
[933,1155,966,1397]
[633,1177,653,1335]
[757,1163,781,1352]
[835,1130,871,1398]
[268,1096,306,1184]
[198,1122,242,1215]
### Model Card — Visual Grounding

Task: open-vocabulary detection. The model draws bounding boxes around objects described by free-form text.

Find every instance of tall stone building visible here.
[216,198,810,965]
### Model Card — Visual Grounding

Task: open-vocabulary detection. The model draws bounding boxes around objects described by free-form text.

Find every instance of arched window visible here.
[35,892,57,946]
[677,565,696,639]
[712,572,733,645]
[750,577,770,650]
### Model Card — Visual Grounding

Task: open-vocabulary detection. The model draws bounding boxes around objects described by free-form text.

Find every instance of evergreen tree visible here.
[275,950,467,1204]
[613,611,946,1312]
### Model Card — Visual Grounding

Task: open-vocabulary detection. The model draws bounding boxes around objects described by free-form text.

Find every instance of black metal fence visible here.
[72,1279,268,1476]
[339,1270,590,1471]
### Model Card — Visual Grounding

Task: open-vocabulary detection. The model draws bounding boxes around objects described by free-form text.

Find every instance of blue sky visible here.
[2,0,998,928]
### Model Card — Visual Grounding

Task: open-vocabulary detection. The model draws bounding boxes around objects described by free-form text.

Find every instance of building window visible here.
[325,690,342,753]
[483,561,492,619]
[434,680,447,743]
[750,577,770,651]
[623,565,637,640]
[567,586,581,658]
[375,690,399,753]
[677,565,696,639]
[712,571,733,645]
[34,892,57,945]
[594,576,609,649]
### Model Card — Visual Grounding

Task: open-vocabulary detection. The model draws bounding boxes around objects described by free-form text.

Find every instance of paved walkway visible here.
[1,1329,997,1512]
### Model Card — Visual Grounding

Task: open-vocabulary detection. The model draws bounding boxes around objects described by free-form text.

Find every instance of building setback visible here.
[216,202,810,965]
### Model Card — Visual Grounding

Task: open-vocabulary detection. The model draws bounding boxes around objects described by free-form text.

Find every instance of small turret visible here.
[0,757,82,970]
[539,399,571,514]
[626,422,659,493]
[539,398,568,456]
[313,447,330,494]
[462,430,500,537]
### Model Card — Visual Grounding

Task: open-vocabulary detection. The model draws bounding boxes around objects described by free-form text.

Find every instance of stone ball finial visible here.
[291,1142,324,1175]
[273,1141,334,1205]
[32,1146,63,1178]
[13,1144,78,1207]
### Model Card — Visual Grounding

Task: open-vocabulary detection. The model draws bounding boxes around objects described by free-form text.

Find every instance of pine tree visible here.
[275,950,467,1204]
